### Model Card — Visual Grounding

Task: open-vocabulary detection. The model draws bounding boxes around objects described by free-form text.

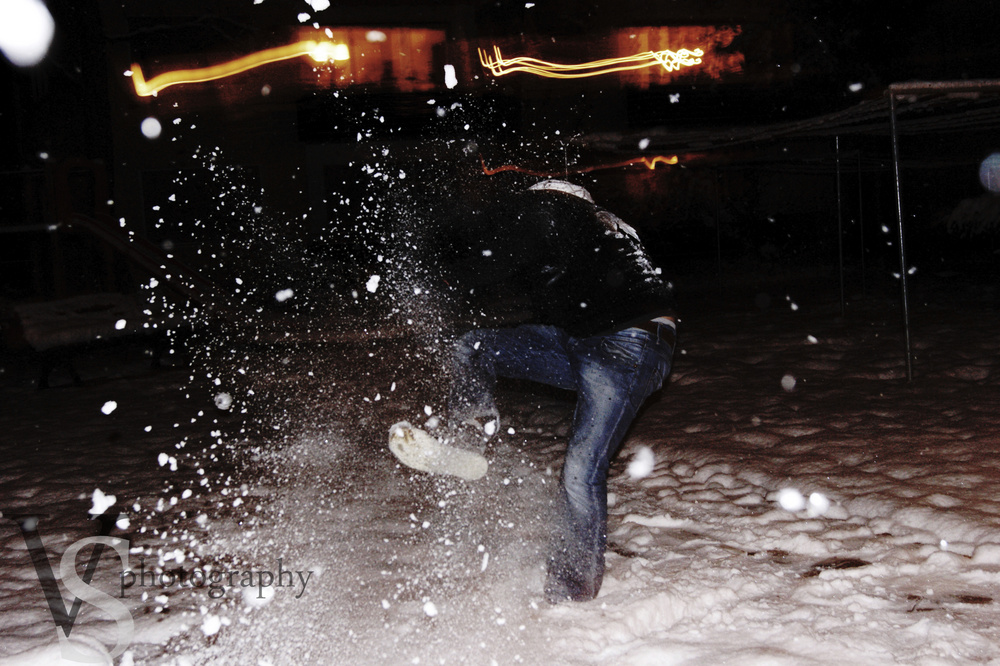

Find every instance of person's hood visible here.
[527,179,594,203]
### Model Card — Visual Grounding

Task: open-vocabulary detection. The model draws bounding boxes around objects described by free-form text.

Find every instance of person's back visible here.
[452,184,676,337]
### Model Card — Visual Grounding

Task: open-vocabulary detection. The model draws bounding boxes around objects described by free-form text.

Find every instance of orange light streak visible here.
[478,45,704,79]
[481,154,678,177]
[130,39,349,97]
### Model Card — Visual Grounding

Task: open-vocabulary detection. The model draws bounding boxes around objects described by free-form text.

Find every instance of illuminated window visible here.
[612,26,743,87]
[297,27,447,92]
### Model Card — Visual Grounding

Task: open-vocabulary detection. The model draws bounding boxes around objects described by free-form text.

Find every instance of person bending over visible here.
[389,179,677,603]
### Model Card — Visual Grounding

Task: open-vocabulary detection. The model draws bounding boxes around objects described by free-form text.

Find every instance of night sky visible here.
[2,0,999,305]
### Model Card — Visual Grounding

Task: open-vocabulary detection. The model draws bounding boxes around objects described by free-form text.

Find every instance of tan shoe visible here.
[388,421,488,481]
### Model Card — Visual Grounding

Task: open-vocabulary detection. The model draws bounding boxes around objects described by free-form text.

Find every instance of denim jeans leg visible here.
[448,325,577,425]
[547,329,672,601]
[449,324,672,602]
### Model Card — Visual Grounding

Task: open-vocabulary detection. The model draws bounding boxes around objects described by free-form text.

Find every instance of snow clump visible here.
[627,445,656,480]
[89,488,116,515]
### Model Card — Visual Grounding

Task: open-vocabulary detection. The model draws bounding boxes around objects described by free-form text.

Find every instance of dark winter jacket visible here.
[449,188,676,338]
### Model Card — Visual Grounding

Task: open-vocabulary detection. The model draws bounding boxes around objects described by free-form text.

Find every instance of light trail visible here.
[130,39,349,97]
[481,154,679,176]
[478,45,704,79]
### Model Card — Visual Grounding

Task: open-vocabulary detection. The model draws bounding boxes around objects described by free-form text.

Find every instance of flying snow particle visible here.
[275,288,294,302]
[214,392,233,411]
[101,401,118,415]
[116,516,130,530]
[777,488,806,512]
[626,445,655,479]
[242,584,275,608]
[638,138,650,150]
[141,117,162,139]
[305,0,330,10]
[808,492,831,516]
[423,601,438,617]
[296,12,311,22]
[0,0,54,67]
[484,420,497,436]
[115,319,127,330]
[89,488,117,515]
[806,335,818,344]
[848,82,864,93]
[366,275,381,293]
[366,30,387,43]
[444,64,458,89]
[780,374,797,392]
[669,93,680,103]
[201,614,222,636]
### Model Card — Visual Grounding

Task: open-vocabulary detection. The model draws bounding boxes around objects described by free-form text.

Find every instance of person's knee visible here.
[454,329,490,360]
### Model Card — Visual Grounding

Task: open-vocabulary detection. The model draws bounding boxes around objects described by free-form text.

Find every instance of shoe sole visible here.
[388,421,488,481]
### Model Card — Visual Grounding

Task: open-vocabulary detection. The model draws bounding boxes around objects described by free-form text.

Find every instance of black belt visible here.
[632,319,676,347]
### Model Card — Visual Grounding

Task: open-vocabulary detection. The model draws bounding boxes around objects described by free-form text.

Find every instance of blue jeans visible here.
[448,323,674,601]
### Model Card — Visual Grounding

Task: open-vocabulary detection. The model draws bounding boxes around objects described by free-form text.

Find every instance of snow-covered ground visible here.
[3,278,1000,665]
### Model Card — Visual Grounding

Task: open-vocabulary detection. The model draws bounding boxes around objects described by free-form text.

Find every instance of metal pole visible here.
[715,169,723,296]
[857,150,866,297]
[888,93,914,381]
[836,136,845,317]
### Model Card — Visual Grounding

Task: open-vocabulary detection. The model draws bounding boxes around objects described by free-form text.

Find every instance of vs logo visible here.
[10,511,134,662]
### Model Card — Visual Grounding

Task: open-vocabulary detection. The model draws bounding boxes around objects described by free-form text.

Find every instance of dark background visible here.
[2,0,999,316]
